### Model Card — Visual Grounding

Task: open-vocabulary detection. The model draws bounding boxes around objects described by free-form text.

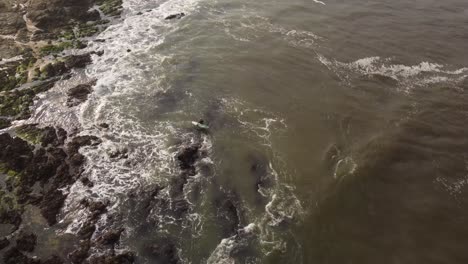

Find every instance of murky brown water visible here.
[26,0,468,262]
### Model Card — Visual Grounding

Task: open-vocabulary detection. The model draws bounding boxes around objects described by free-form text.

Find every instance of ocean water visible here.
[30,0,468,263]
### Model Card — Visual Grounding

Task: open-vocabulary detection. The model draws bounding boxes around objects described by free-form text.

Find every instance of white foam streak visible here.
[319,55,468,92]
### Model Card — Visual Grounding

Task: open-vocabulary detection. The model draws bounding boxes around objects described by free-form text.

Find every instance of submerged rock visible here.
[15,231,37,252]
[143,240,180,264]
[165,13,185,20]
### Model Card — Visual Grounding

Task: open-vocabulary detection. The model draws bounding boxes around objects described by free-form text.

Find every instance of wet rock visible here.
[64,53,92,69]
[67,80,96,107]
[98,123,110,129]
[80,177,94,188]
[3,247,40,264]
[42,255,64,264]
[108,148,128,159]
[144,240,180,264]
[77,221,96,240]
[165,13,185,20]
[86,200,108,220]
[0,237,10,250]
[0,133,33,172]
[15,231,37,252]
[68,240,91,264]
[87,251,135,264]
[40,189,67,226]
[68,135,102,153]
[176,145,200,172]
[96,228,124,246]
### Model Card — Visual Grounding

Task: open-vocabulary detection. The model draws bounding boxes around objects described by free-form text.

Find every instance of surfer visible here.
[192,119,209,130]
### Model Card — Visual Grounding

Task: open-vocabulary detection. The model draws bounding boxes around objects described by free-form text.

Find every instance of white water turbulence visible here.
[318,56,468,92]
[60,0,208,230]
[18,0,307,262]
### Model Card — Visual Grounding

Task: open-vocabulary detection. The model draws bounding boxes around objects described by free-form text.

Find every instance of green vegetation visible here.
[0,81,55,119]
[77,23,100,37]
[16,126,43,145]
[97,0,123,16]
[0,119,11,129]
[0,56,37,92]
[39,42,74,56]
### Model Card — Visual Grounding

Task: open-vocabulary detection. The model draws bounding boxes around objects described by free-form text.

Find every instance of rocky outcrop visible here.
[67,80,96,107]
[27,0,100,31]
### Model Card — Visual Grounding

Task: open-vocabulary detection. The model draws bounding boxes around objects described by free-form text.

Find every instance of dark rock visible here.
[176,145,200,171]
[64,53,92,69]
[80,177,94,188]
[144,241,180,264]
[165,13,185,20]
[68,135,101,153]
[3,247,40,264]
[42,255,64,264]
[108,148,128,159]
[87,200,108,220]
[127,49,131,52]
[95,50,105,56]
[98,123,110,129]
[40,189,67,226]
[68,240,91,264]
[96,228,124,246]
[15,232,37,252]
[78,221,96,240]
[88,252,135,264]
[0,133,33,172]
[27,0,99,30]
[67,80,96,107]
[0,238,10,250]
[136,12,142,15]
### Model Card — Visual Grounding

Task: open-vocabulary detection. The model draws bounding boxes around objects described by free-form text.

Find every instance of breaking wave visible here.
[318,55,468,92]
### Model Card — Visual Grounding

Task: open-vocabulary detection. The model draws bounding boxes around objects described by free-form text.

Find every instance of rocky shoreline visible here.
[0,0,128,263]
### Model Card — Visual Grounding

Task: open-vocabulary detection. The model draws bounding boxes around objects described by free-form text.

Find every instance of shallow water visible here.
[31,0,468,263]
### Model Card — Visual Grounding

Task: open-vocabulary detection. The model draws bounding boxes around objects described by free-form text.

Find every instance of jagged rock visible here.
[165,13,185,20]
[67,80,96,107]
[68,240,91,264]
[96,228,124,246]
[64,53,92,69]
[40,189,67,225]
